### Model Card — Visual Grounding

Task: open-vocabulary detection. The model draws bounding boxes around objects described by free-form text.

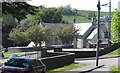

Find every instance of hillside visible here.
[63,10,110,23]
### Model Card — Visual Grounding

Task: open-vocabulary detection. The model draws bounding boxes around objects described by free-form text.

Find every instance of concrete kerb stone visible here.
[79,64,105,73]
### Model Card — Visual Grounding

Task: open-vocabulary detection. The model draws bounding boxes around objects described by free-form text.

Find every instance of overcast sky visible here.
[27,0,120,12]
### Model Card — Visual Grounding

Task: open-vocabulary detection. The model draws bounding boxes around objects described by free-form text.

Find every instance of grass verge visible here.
[110,48,120,55]
[4,51,38,58]
[110,66,120,73]
[47,63,86,73]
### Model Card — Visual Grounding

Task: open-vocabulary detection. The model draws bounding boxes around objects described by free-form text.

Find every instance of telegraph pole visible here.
[108,0,111,46]
[96,0,101,66]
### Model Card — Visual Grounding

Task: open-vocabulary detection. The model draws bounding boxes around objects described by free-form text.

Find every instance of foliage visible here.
[111,9,120,43]
[2,14,18,33]
[2,2,38,22]
[38,8,63,23]
[8,28,28,46]
[56,24,78,44]
[59,5,78,16]
[26,25,52,46]
[19,14,41,31]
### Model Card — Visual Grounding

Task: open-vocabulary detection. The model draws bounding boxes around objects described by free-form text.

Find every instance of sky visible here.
[27,0,120,12]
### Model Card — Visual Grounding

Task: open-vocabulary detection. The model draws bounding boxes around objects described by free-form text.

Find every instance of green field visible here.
[63,10,111,23]
[63,16,90,23]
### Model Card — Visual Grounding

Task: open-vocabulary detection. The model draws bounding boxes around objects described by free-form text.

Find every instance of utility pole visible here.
[96,0,101,66]
[73,10,77,49]
[108,0,111,46]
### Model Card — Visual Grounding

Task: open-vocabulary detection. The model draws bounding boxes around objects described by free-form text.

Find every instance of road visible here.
[75,56,120,72]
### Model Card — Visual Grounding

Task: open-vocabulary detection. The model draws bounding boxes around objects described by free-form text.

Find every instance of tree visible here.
[19,14,41,31]
[59,5,78,16]
[2,2,38,22]
[56,25,78,44]
[2,14,18,47]
[8,28,28,46]
[26,25,52,46]
[38,8,63,23]
[111,9,120,43]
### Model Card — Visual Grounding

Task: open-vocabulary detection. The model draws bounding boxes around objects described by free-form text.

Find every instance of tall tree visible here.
[60,5,77,16]
[2,14,18,47]
[26,25,52,46]
[2,2,37,22]
[19,14,41,31]
[8,28,28,46]
[56,25,78,44]
[111,9,120,43]
[38,8,63,23]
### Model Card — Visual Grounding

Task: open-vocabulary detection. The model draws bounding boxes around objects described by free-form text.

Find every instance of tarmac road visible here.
[74,56,120,72]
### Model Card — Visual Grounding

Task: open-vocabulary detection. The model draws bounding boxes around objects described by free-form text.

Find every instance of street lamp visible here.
[96,0,101,66]
[96,0,111,66]
[73,10,77,49]
[101,0,111,46]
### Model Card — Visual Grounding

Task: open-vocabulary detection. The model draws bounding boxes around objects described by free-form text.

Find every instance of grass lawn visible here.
[109,48,120,55]
[4,51,38,58]
[47,63,86,73]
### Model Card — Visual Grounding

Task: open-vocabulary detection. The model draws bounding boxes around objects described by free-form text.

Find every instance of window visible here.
[5,58,29,68]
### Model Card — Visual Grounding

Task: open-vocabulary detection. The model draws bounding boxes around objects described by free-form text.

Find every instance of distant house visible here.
[74,23,108,48]
[28,22,108,48]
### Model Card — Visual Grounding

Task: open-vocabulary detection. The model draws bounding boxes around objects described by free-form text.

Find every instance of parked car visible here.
[0,57,46,73]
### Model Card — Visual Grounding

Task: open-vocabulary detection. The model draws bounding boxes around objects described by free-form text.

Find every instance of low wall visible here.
[63,50,96,58]
[41,52,74,70]
[8,47,41,52]
[8,47,52,52]
[63,43,120,58]
[99,43,120,56]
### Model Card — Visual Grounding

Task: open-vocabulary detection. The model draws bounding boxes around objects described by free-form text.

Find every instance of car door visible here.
[30,60,39,73]
[35,60,45,73]
[30,60,44,73]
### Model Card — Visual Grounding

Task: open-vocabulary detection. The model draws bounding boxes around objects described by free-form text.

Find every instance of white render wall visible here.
[77,39,83,48]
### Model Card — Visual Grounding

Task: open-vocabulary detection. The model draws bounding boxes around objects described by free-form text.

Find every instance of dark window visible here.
[5,58,30,68]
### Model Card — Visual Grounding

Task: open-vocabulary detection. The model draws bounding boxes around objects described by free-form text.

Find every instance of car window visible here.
[5,58,30,68]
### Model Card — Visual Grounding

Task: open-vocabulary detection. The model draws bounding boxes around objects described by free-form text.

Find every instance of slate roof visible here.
[74,23,92,35]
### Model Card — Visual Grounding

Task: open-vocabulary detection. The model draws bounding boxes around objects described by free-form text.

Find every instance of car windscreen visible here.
[5,58,30,68]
